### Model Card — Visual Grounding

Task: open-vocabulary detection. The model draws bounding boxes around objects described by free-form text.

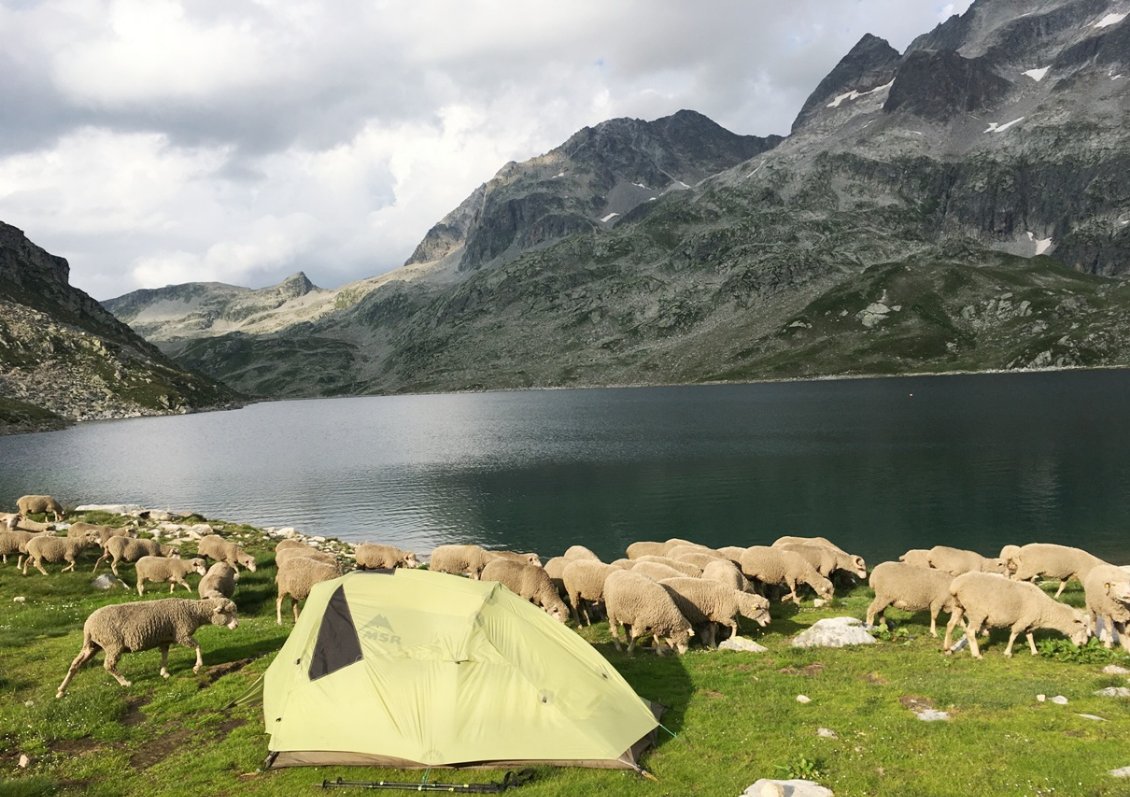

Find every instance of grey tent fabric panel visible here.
[308,584,364,681]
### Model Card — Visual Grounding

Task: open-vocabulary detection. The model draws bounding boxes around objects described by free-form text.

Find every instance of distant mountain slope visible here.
[106,0,1130,399]
[0,223,240,432]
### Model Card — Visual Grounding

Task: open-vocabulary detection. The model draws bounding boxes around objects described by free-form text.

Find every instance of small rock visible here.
[796,694,812,704]
[18,754,29,768]
[311,535,326,543]
[719,636,768,653]
[92,574,128,591]
[742,780,833,797]
[792,617,877,649]
[817,727,837,738]
[1094,687,1130,698]
[23,700,33,708]
[915,709,950,722]
[1102,665,1130,675]
[1051,695,1069,705]
[13,596,26,604]
[1036,694,1046,702]
[1077,714,1106,721]
[1111,766,1130,778]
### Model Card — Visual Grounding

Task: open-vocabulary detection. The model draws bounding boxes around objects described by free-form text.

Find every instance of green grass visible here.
[2,516,1130,796]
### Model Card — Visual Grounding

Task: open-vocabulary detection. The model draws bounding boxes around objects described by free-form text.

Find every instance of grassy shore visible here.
[2,512,1129,797]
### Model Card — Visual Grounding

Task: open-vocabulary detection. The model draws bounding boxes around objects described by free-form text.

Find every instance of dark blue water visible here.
[2,370,1128,565]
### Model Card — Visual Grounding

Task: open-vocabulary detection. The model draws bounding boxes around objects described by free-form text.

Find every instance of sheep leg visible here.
[103,648,132,687]
[1026,632,1038,656]
[92,553,106,573]
[34,559,49,576]
[276,594,285,625]
[137,580,145,597]
[158,644,172,678]
[625,628,638,656]
[865,596,890,628]
[943,606,965,652]
[62,559,76,573]
[964,622,983,658]
[111,559,121,577]
[1003,629,1020,657]
[1053,579,1067,598]
[608,615,624,651]
[292,599,301,623]
[56,641,99,697]
[1115,622,1130,654]
[187,637,204,674]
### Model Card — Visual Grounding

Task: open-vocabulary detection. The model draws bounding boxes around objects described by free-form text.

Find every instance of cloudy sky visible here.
[0,0,972,300]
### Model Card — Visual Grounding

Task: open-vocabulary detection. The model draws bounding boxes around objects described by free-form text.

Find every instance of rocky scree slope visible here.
[0,223,241,433]
[109,0,1130,397]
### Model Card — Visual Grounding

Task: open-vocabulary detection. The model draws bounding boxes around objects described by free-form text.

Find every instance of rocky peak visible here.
[791,34,902,132]
[274,271,317,299]
[883,49,1012,120]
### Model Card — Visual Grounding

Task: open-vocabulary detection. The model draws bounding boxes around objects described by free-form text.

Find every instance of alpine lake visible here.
[2,368,1129,566]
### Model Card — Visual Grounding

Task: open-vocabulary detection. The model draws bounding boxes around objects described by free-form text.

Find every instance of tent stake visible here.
[321,769,536,793]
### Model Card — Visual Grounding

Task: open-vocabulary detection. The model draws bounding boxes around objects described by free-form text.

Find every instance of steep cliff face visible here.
[0,223,240,432]
[108,0,1130,400]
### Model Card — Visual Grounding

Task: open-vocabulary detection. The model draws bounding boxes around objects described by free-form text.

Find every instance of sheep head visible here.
[403,551,420,568]
[737,592,771,627]
[208,598,239,629]
[190,558,207,576]
[237,551,257,572]
[1069,609,1091,647]
[1104,579,1130,603]
[850,555,868,579]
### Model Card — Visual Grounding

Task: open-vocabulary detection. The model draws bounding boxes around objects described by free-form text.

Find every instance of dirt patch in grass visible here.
[780,663,825,677]
[216,717,247,741]
[899,695,935,711]
[122,696,150,727]
[201,658,254,686]
[51,737,103,755]
[864,671,888,685]
[129,727,194,770]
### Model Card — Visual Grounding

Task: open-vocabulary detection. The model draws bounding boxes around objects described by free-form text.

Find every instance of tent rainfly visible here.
[262,569,660,771]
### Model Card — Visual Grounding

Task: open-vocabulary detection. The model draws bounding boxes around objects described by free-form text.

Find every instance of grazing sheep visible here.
[609,558,635,569]
[659,577,771,647]
[629,560,690,582]
[23,536,93,575]
[275,538,313,552]
[666,544,724,560]
[603,569,693,655]
[738,546,834,604]
[1008,543,1111,598]
[135,556,207,595]
[275,546,338,568]
[15,517,55,533]
[428,544,495,579]
[197,535,258,572]
[354,543,419,570]
[17,494,63,522]
[669,551,727,571]
[276,558,342,624]
[0,529,46,568]
[943,572,1091,658]
[198,562,239,600]
[625,541,668,560]
[95,537,179,576]
[998,544,1022,567]
[67,522,135,547]
[562,545,601,561]
[488,550,542,567]
[898,549,932,569]
[480,558,569,623]
[715,545,747,564]
[632,555,702,577]
[926,545,1006,577]
[700,558,754,593]
[1082,564,1130,651]
[542,556,569,602]
[561,560,619,626]
[866,561,958,637]
[777,542,868,580]
[773,536,868,579]
[56,597,239,696]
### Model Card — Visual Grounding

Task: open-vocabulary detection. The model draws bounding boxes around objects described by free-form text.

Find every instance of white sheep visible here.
[603,569,693,655]
[561,559,619,626]
[628,560,691,582]
[17,494,63,522]
[480,558,569,623]
[669,551,727,571]
[354,543,419,570]
[198,561,239,600]
[866,561,958,637]
[776,542,868,580]
[197,535,258,572]
[429,544,496,579]
[276,557,342,624]
[926,545,1005,577]
[666,544,725,560]
[0,529,46,568]
[1082,564,1130,651]
[898,549,932,568]
[632,555,702,577]
[275,546,338,568]
[738,546,834,604]
[22,536,93,575]
[1007,543,1111,598]
[135,556,207,595]
[56,597,239,696]
[943,572,1091,658]
[94,537,179,576]
[488,550,542,567]
[562,545,601,561]
[659,577,770,647]
[67,521,135,548]
[625,541,668,560]
[773,536,868,579]
[700,558,754,593]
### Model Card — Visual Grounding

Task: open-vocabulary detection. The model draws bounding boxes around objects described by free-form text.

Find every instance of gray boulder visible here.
[791,617,877,648]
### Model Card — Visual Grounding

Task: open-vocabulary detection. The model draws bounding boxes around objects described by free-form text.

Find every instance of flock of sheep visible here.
[4,492,1130,701]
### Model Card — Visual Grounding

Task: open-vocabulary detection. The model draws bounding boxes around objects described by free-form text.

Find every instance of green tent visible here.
[263,569,660,771]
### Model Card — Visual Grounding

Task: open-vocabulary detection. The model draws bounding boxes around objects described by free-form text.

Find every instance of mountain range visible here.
[12,0,1130,415]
